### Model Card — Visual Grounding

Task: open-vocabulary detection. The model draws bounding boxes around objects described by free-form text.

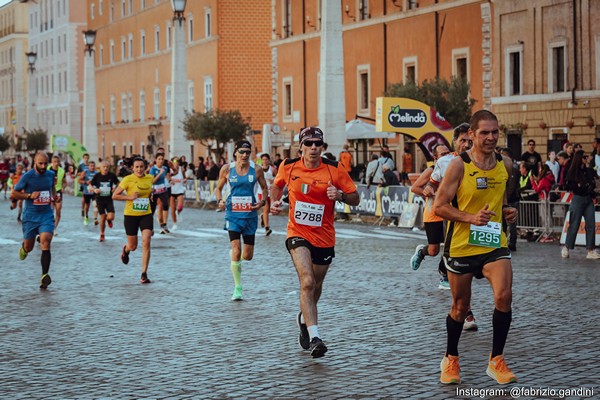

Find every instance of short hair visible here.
[261,153,271,160]
[52,155,60,161]
[556,151,568,159]
[83,153,90,158]
[469,110,498,132]
[528,139,536,146]
[453,122,470,140]
[500,147,513,158]
[371,154,379,161]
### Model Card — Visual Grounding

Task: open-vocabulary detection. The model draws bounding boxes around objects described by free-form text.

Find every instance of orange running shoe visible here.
[486,354,517,384]
[440,355,461,384]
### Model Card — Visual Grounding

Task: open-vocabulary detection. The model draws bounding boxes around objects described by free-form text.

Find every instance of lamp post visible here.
[25,51,37,138]
[169,0,188,159]
[82,29,99,161]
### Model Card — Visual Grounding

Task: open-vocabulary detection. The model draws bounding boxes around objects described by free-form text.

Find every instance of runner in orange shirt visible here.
[271,127,359,358]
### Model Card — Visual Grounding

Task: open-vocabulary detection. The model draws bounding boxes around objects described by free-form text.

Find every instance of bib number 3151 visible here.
[469,221,501,248]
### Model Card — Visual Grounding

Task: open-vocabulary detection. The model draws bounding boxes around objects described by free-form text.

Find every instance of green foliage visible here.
[0,134,10,153]
[182,109,251,156]
[385,77,476,127]
[24,128,49,154]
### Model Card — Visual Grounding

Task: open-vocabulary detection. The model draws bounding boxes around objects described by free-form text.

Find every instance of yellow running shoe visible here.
[40,274,52,289]
[486,354,517,384]
[19,246,28,260]
[440,355,461,384]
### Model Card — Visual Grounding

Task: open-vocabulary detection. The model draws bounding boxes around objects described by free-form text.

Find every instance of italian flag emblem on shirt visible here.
[301,183,310,194]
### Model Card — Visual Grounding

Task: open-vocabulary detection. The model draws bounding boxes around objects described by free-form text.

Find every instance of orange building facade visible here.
[271,0,489,168]
[87,0,271,163]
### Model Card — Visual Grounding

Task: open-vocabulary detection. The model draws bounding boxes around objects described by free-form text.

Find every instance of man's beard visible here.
[35,166,47,174]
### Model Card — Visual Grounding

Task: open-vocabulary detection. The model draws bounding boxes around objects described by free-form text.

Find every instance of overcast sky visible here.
[0,0,13,8]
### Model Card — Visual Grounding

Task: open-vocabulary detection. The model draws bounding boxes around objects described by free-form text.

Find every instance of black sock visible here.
[41,250,51,275]
[446,314,464,356]
[420,245,429,257]
[492,308,512,358]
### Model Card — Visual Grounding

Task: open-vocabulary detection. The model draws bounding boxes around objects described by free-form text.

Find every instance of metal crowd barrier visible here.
[516,190,572,239]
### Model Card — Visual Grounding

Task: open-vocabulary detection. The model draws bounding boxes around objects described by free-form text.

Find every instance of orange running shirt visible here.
[339,151,352,172]
[274,157,356,248]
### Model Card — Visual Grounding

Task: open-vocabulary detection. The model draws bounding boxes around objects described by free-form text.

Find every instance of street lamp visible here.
[172,0,187,24]
[25,51,37,73]
[169,0,188,159]
[82,29,99,161]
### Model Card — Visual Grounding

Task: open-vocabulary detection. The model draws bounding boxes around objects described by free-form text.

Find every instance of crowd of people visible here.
[4,109,600,382]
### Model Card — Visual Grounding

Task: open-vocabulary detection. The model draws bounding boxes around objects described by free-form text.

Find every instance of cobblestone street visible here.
[0,195,598,399]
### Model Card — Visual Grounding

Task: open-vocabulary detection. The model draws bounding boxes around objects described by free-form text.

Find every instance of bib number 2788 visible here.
[294,201,324,227]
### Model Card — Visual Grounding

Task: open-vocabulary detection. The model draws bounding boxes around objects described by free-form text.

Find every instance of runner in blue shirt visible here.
[11,152,60,289]
[149,153,171,234]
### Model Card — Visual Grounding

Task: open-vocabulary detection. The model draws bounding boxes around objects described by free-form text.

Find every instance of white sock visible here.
[307,325,320,340]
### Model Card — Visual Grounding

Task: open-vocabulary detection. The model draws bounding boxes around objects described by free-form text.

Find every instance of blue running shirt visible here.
[225,162,258,220]
[14,169,56,218]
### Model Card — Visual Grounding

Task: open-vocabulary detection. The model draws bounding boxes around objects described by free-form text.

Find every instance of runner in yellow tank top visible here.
[434,110,519,386]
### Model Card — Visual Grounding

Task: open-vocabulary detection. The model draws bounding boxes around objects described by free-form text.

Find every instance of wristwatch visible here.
[340,191,347,203]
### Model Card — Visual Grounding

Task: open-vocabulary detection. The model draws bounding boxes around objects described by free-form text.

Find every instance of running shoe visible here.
[160,228,167,234]
[561,246,569,258]
[171,224,178,231]
[440,355,461,384]
[438,277,450,290]
[121,245,130,265]
[296,312,310,350]
[40,273,52,289]
[140,273,151,284]
[107,219,113,229]
[83,216,89,226]
[410,244,426,270]
[463,312,478,331]
[265,226,272,236]
[94,218,99,226]
[163,227,170,234]
[231,286,243,301]
[586,250,600,259]
[309,337,328,358]
[99,234,105,242]
[486,354,517,384]
[19,246,28,260]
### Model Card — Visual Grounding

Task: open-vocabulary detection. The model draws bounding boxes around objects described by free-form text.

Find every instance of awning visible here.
[293,121,395,141]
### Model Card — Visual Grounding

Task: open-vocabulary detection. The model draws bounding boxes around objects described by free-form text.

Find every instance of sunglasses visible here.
[238,150,251,155]
[303,140,324,147]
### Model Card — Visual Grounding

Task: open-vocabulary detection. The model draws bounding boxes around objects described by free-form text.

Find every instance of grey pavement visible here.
[0,194,598,399]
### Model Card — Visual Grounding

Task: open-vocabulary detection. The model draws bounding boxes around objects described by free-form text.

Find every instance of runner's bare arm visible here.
[215,164,229,210]
[411,168,433,197]
[253,167,269,210]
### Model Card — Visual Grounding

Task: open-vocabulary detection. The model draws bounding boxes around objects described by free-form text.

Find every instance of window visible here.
[128,92,133,121]
[128,34,133,58]
[99,44,104,65]
[188,82,195,111]
[139,90,146,120]
[282,78,293,119]
[101,104,105,125]
[596,35,600,89]
[154,87,160,119]
[403,56,417,84]
[141,0,146,9]
[166,21,171,49]
[283,0,292,38]
[121,36,126,60]
[121,0,126,17]
[548,43,567,93]
[203,77,212,111]
[110,95,116,124]
[155,26,160,52]
[99,0,103,15]
[121,93,127,121]
[140,30,146,55]
[452,48,470,81]
[110,2,114,22]
[91,3,95,19]
[406,0,418,10]
[166,86,172,119]
[141,142,145,158]
[357,65,370,113]
[188,17,194,42]
[129,0,133,14]
[110,40,114,63]
[505,45,523,96]
[359,0,369,20]
[205,8,211,38]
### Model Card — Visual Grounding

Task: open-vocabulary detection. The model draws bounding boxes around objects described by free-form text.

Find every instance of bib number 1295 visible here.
[469,222,501,248]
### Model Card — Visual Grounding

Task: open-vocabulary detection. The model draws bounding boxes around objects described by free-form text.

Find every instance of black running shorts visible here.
[123,214,154,236]
[286,237,335,265]
[443,248,511,279]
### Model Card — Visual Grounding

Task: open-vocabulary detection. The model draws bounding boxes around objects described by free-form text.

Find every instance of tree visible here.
[182,109,251,157]
[0,134,10,153]
[23,128,49,154]
[385,76,476,127]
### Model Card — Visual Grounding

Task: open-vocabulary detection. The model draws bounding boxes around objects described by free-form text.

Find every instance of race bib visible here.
[132,197,150,211]
[153,184,166,194]
[99,183,111,196]
[231,196,253,212]
[469,221,501,248]
[33,191,51,205]
[294,201,324,227]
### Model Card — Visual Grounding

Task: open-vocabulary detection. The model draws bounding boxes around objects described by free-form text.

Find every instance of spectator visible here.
[556,151,571,190]
[521,139,542,177]
[339,144,353,177]
[545,151,560,183]
[519,162,537,201]
[564,142,574,158]
[562,150,600,259]
[531,164,555,200]
[365,154,380,188]
[207,158,220,181]
[400,147,413,185]
[381,164,400,226]
[500,148,520,251]
[273,153,283,169]
[590,138,600,176]
[196,157,207,181]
